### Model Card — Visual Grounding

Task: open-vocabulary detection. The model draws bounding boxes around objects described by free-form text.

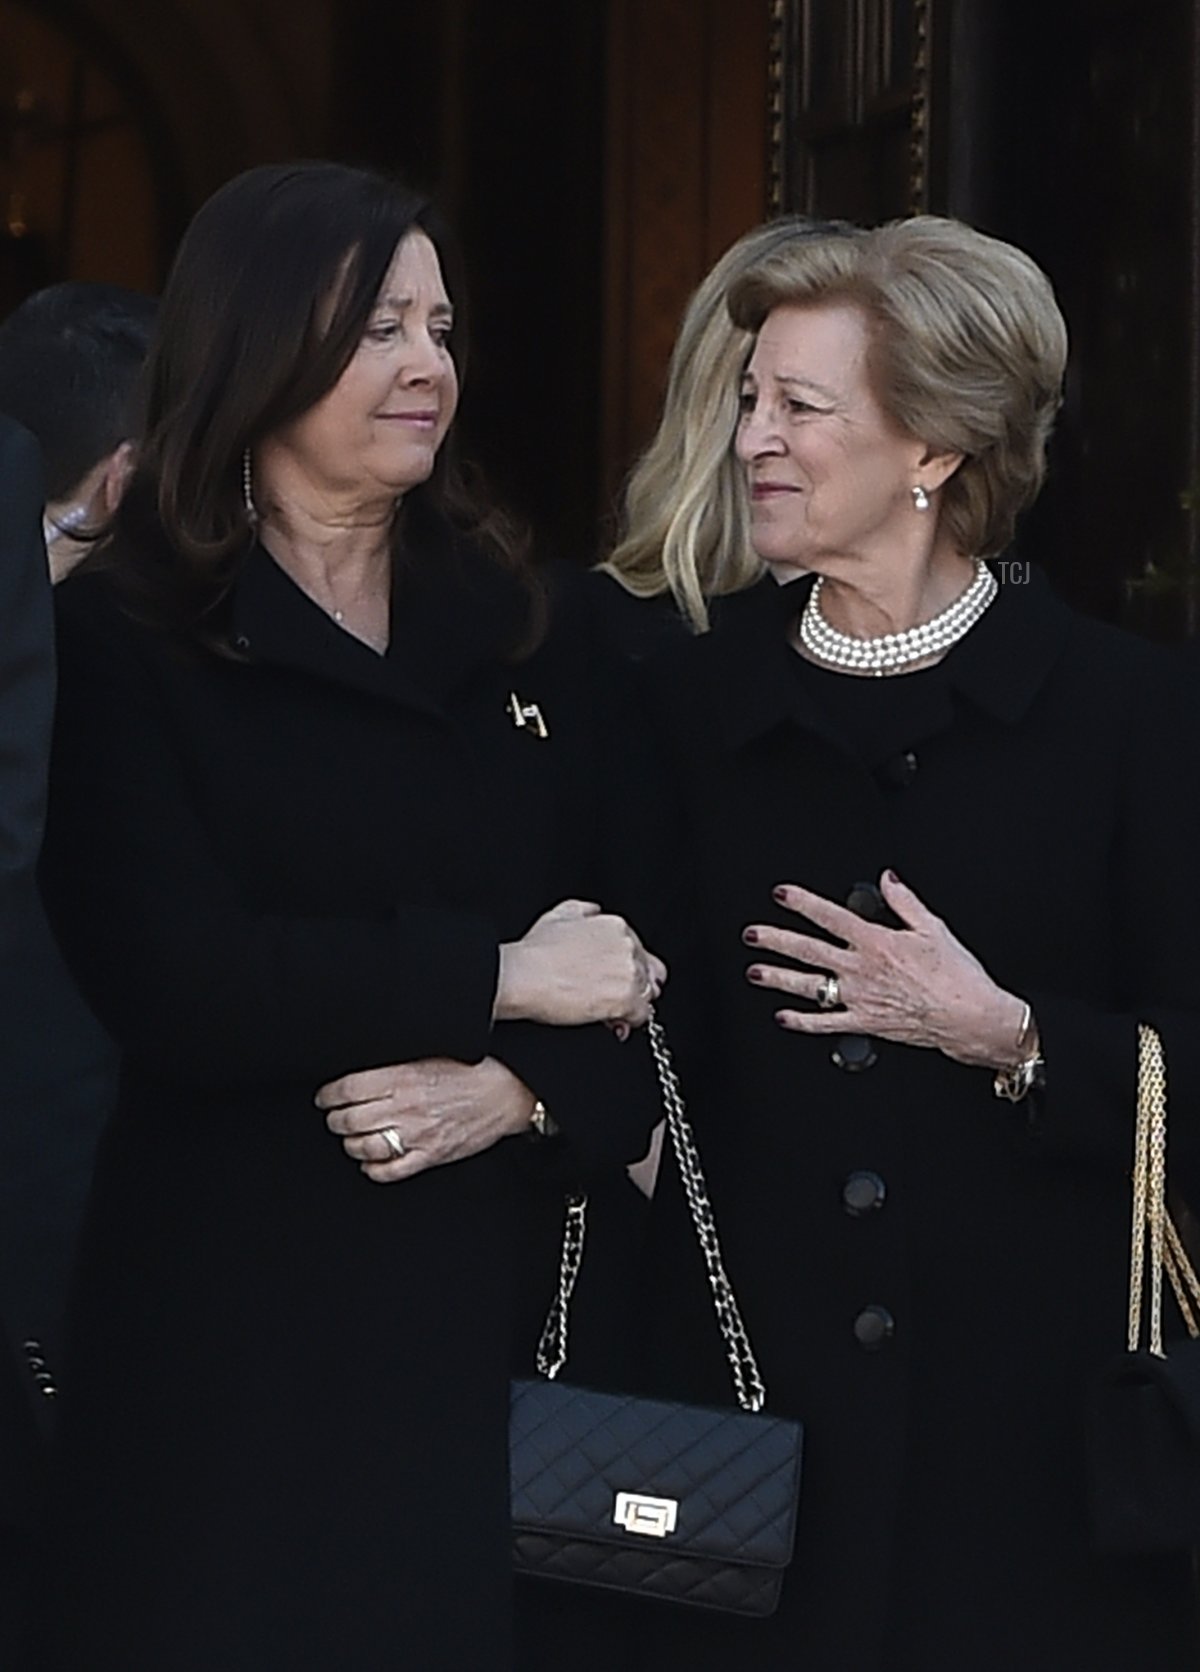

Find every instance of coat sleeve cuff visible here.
[1016,992,1136,1165]
[1019,992,1200,1178]
[490,1021,660,1179]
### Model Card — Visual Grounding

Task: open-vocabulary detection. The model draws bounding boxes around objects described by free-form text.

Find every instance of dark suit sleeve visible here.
[0,420,52,904]
[43,586,501,1089]
[0,419,58,1439]
[1021,653,1200,1185]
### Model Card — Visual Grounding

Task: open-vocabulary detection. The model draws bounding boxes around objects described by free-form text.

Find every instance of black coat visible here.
[41,531,665,1672]
[614,571,1200,1672]
[0,417,112,1530]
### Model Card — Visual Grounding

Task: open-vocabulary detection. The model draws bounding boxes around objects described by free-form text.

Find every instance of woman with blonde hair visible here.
[599,215,860,642]
[629,215,1200,1669]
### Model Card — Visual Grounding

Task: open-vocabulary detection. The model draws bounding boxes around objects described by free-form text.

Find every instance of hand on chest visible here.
[699,717,1120,985]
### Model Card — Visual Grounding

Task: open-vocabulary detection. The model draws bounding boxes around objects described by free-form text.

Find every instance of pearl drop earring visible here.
[911,484,930,512]
[242,449,258,525]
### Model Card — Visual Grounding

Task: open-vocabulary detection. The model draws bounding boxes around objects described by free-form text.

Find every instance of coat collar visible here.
[229,509,532,716]
[712,561,1074,755]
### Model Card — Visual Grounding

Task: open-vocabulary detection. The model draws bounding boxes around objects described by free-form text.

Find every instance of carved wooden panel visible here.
[775,0,937,222]
[601,0,769,516]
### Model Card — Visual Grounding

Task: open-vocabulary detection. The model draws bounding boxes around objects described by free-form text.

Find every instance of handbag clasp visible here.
[613,1491,678,1538]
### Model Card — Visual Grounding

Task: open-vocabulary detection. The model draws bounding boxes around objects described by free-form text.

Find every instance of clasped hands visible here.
[319,898,665,1183]
[744,869,1028,1071]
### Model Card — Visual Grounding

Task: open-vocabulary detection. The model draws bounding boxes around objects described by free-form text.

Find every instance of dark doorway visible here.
[779,0,1200,635]
[336,0,607,565]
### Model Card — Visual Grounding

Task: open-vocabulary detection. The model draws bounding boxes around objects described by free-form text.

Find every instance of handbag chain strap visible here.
[535,1192,588,1383]
[1127,1024,1200,1356]
[536,1010,768,1414]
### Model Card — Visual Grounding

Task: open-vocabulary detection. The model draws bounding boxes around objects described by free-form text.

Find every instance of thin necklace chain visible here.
[799,557,997,677]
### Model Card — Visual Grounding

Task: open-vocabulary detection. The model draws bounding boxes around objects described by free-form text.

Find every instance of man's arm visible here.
[0,415,53,903]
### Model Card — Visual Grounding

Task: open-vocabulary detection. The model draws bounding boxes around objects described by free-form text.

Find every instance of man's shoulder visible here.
[0,412,41,479]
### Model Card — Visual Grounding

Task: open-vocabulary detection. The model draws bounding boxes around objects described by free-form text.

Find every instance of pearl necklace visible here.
[798,558,997,677]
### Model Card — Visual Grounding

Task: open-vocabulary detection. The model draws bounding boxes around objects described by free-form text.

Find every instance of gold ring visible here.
[381,1127,407,1160]
[815,974,841,1011]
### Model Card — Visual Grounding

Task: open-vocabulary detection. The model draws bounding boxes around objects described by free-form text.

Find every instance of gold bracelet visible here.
[993,999,1044,1103]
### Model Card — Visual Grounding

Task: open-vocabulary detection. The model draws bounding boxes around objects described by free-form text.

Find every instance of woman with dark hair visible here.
[41,161,667,1672]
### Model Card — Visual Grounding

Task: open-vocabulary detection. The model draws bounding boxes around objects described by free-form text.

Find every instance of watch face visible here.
[528,1101,558,1140]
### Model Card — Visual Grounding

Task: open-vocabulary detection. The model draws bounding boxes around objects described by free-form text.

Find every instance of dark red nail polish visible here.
[772,886,788,903]
[743,927,759,944]
[747,966,763,983]
[884,869,898,884]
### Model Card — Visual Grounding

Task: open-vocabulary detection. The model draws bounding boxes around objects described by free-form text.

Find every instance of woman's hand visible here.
[317,1056,536,1183]
[743,870,1029,1070]
[494,899,667,1029]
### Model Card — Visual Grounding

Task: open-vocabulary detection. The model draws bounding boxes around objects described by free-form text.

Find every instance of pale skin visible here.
[744,873,1027,1067]
[254,229,460,656]
[736,299,1037,1070]
[256,234,666,1177]
[319,900,666,1184]
[320,1056,537,1182]
[44,442,136,584]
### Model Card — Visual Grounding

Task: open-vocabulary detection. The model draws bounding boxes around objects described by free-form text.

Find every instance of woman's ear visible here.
[101,441,137,515]
[917,444,965,494]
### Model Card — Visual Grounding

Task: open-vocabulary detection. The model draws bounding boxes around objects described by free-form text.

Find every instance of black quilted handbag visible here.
[511,1015,803,1616]
[1087,1025,1200,1553]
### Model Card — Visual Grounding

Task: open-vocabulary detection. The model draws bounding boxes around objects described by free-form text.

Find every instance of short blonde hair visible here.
[603,217,862,631]
[729,216,1068,557]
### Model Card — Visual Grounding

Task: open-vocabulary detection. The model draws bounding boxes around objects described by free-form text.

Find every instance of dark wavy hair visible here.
[105,160,531,648]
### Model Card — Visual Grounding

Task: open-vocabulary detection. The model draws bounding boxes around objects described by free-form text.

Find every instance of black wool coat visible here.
[41,531,665,1672]
[613,571,1200,1672]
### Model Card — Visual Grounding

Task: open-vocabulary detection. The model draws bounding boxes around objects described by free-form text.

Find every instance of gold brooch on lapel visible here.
[507,691,549,739]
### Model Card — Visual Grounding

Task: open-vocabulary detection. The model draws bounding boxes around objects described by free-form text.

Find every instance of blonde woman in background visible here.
[593,216,861,653]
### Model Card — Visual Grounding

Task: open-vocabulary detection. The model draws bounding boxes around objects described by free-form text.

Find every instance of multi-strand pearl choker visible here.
[798,557,997,677]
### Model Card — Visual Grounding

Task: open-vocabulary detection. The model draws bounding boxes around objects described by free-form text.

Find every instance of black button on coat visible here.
[841,1169,886,1216]
[618,571,1200,1672]
[40,532,667,1672]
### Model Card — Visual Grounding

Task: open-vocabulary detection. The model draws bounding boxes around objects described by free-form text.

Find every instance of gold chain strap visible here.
[1127,1025,1200,1356]
[1165,1217,1200,1337]
[535,1011,768,1414]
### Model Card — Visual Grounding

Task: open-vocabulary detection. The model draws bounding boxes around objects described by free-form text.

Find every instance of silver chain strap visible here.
[535,1011,767,1414]
[535,1193,587,1381]
[1127,1024,1200,1356]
